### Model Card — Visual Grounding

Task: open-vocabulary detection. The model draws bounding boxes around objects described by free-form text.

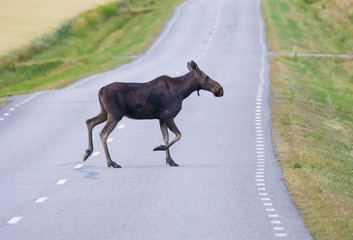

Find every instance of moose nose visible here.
[219,88,224,96]
[214,87,224,97]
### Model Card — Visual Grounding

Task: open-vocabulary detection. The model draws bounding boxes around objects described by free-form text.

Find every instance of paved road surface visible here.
[0,0,311,239]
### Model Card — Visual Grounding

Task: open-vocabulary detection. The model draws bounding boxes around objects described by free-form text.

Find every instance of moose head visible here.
[187,60,224,97]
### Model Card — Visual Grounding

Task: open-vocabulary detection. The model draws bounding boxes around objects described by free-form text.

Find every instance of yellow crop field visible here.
[0,0,112,56]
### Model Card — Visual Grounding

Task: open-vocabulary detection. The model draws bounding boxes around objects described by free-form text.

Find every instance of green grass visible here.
[270,56,353,239]
[265,0,353,53]
[0,0,184,97]
[263,0,353,239]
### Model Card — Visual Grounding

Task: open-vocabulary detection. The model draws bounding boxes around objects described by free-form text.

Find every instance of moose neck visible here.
[173,72,199,100]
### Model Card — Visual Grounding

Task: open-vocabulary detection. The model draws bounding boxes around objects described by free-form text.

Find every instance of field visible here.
[0,0,184,97]
[263,0,353,239]
[0,0,112,56]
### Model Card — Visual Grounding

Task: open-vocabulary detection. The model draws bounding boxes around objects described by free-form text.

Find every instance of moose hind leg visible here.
[83,111,107,161]
[100,117,121,168]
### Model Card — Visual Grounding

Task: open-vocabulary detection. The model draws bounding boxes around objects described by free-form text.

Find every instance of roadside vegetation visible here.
[263,0,353,239]
[0,0,183,98]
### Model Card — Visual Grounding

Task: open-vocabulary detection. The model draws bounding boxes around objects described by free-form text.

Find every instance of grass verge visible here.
[263,0,353,239]
[0,0,184,97]
[264,0,353,54]
[0,100,9,108]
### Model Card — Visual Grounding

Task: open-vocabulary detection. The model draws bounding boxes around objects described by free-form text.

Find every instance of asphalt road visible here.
[0,0,312,239]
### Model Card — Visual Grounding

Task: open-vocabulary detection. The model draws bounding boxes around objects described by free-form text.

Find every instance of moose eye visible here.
[205,76,209,81]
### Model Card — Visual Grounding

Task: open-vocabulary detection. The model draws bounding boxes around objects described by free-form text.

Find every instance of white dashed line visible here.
[275,233,288,237]
[56,179,67,185]
[0,92,43,124]
[271,220,282,224]
[193,0,224,63]
[266,208,276,212]
[92,151,100,157]
[7,217,22,224]
[73,164,84,169]
[117,124,125,129]
[35,197,48,203]
[107,138,114,143]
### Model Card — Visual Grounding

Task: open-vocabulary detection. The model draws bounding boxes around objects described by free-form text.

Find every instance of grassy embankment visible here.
[263,0,353,239]
[0,0,184,98]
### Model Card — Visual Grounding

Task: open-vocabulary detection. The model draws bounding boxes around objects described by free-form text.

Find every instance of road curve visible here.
[0,0,311,239]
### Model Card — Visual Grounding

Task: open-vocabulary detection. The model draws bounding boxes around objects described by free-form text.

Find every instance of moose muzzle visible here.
[213,86,224,97]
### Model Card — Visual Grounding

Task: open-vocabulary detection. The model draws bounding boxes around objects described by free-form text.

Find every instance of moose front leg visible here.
[154,120,179,166]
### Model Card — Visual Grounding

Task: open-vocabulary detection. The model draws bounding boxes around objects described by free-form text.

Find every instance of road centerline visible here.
[7,217,22,224]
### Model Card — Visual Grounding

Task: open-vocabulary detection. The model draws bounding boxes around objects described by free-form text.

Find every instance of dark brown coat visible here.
[83,61,223,168]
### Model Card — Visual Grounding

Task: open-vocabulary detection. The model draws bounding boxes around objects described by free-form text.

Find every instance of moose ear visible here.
[187,60,199,71]
[187,61,193,71]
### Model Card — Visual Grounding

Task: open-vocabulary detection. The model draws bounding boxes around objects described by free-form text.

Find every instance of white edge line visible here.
[67,74,99,89]
[256,2,289,239]
[257,0,266,93]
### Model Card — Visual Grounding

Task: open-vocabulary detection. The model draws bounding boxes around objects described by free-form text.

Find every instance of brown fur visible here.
[83,61,224,167]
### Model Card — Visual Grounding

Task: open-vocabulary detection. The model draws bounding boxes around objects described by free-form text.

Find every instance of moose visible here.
[83,60,224,168]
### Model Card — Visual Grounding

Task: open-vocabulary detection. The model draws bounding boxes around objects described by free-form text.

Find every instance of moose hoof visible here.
[153,145,167,151]
[108,161,122,168]
[83,149,93,161]
[167,161,179,167]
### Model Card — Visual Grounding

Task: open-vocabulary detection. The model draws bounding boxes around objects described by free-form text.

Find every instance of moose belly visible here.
[125,103,160,120]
